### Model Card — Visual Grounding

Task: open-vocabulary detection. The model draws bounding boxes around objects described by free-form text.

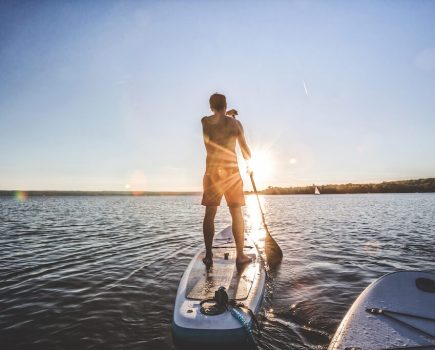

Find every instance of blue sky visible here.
[1,1,434,191]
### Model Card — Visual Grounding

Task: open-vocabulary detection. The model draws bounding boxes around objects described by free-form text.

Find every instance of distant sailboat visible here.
[314,186,320,195]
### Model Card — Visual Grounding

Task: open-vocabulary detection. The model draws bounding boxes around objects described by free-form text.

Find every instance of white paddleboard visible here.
[329,271,435,350]
[172,226,266,349]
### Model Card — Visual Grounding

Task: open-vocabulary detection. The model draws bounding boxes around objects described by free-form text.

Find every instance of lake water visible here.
[1,194,434,349]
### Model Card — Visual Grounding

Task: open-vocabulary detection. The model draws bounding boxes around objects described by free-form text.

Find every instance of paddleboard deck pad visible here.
[329,271,435,350]
[172,226,266,349]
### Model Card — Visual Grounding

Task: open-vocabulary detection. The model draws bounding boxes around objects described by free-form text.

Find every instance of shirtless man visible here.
[201,93,252,267]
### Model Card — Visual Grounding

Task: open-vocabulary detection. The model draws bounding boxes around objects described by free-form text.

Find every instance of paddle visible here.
[227,108,282,267]
[249,172,283,267]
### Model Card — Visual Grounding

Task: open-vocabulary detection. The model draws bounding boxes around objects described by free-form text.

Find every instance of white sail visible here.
[314,186,320,195]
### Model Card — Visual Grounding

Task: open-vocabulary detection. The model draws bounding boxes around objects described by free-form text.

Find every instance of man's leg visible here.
[203,206,217,265]
[229,206,252,265]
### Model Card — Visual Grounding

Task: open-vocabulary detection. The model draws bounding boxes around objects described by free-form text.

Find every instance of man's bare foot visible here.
[203,255,213,267]
[236,254,252,265]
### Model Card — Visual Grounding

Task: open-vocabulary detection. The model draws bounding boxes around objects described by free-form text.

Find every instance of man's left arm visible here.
[236,120,251,160]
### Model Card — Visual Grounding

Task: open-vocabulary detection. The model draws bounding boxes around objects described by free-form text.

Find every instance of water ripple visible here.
[1,194,434,349]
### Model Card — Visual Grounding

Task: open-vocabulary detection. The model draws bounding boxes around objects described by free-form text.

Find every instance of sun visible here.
[241,148,274,189]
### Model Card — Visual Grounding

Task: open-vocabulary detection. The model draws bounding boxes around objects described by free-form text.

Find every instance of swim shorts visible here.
[201,168,245,207]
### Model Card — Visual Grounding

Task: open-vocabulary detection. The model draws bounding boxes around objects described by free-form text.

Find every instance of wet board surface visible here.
[228,256,257,300]
[186,248,236,300]
[185,247,257,301]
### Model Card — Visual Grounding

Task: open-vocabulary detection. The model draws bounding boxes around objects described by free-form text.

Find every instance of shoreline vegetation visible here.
[0,178,434,197]
[257,178,435,195]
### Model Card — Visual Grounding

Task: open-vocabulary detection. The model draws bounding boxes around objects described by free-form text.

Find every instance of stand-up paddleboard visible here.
[329,271,435,350]
[172,226,266,349]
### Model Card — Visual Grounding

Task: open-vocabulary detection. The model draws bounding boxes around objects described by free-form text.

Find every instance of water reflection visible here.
[245,194,266,247]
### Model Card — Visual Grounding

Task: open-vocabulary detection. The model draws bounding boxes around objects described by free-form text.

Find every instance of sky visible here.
[1,0,434,191]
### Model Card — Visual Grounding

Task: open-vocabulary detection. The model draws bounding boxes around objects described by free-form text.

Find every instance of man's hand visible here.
[226,109,238,118]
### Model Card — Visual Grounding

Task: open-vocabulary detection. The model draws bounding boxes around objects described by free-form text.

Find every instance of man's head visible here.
[209,93,227,112]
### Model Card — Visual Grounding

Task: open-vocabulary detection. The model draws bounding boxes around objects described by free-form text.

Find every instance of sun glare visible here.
[244,149,274,189]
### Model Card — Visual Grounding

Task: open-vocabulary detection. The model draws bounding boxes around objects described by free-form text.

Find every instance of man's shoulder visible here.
[201,115,211,124]
[232,118,243,131]
[232,118,242,126]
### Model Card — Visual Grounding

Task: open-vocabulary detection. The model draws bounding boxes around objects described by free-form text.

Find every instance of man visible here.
[201,93,252,267]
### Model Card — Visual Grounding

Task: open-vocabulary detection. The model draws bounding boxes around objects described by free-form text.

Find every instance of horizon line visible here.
[1,177,433,195]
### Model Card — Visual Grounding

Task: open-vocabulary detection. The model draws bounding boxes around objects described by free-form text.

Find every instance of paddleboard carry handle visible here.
[416,277,435,293]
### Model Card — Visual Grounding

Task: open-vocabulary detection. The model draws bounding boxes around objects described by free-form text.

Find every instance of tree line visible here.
[258,178,435,195]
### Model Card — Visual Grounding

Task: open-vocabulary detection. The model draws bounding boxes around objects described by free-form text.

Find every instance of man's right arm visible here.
[201,116,209,145]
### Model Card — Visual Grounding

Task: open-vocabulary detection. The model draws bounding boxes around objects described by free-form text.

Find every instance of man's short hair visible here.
[209,93,226,111]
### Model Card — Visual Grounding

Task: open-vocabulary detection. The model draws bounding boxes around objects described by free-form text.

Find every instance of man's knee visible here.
[229,206,242,218]
[204,206,217,219]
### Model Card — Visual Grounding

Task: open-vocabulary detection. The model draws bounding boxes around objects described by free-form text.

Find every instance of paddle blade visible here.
[264,231,283,267]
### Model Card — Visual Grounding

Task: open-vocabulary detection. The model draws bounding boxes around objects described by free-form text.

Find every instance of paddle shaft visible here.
[248,172,283,265]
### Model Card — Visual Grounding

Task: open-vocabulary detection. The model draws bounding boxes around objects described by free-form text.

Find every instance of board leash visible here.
[199,286,261,349]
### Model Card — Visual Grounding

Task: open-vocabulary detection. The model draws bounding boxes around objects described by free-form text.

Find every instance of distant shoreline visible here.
[1,178,434,197]
[257,177,435,195]
[0,190,202,197]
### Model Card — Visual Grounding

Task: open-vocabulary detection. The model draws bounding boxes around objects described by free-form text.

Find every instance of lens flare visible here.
[126,171,147,195]
[14,191,28,202]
